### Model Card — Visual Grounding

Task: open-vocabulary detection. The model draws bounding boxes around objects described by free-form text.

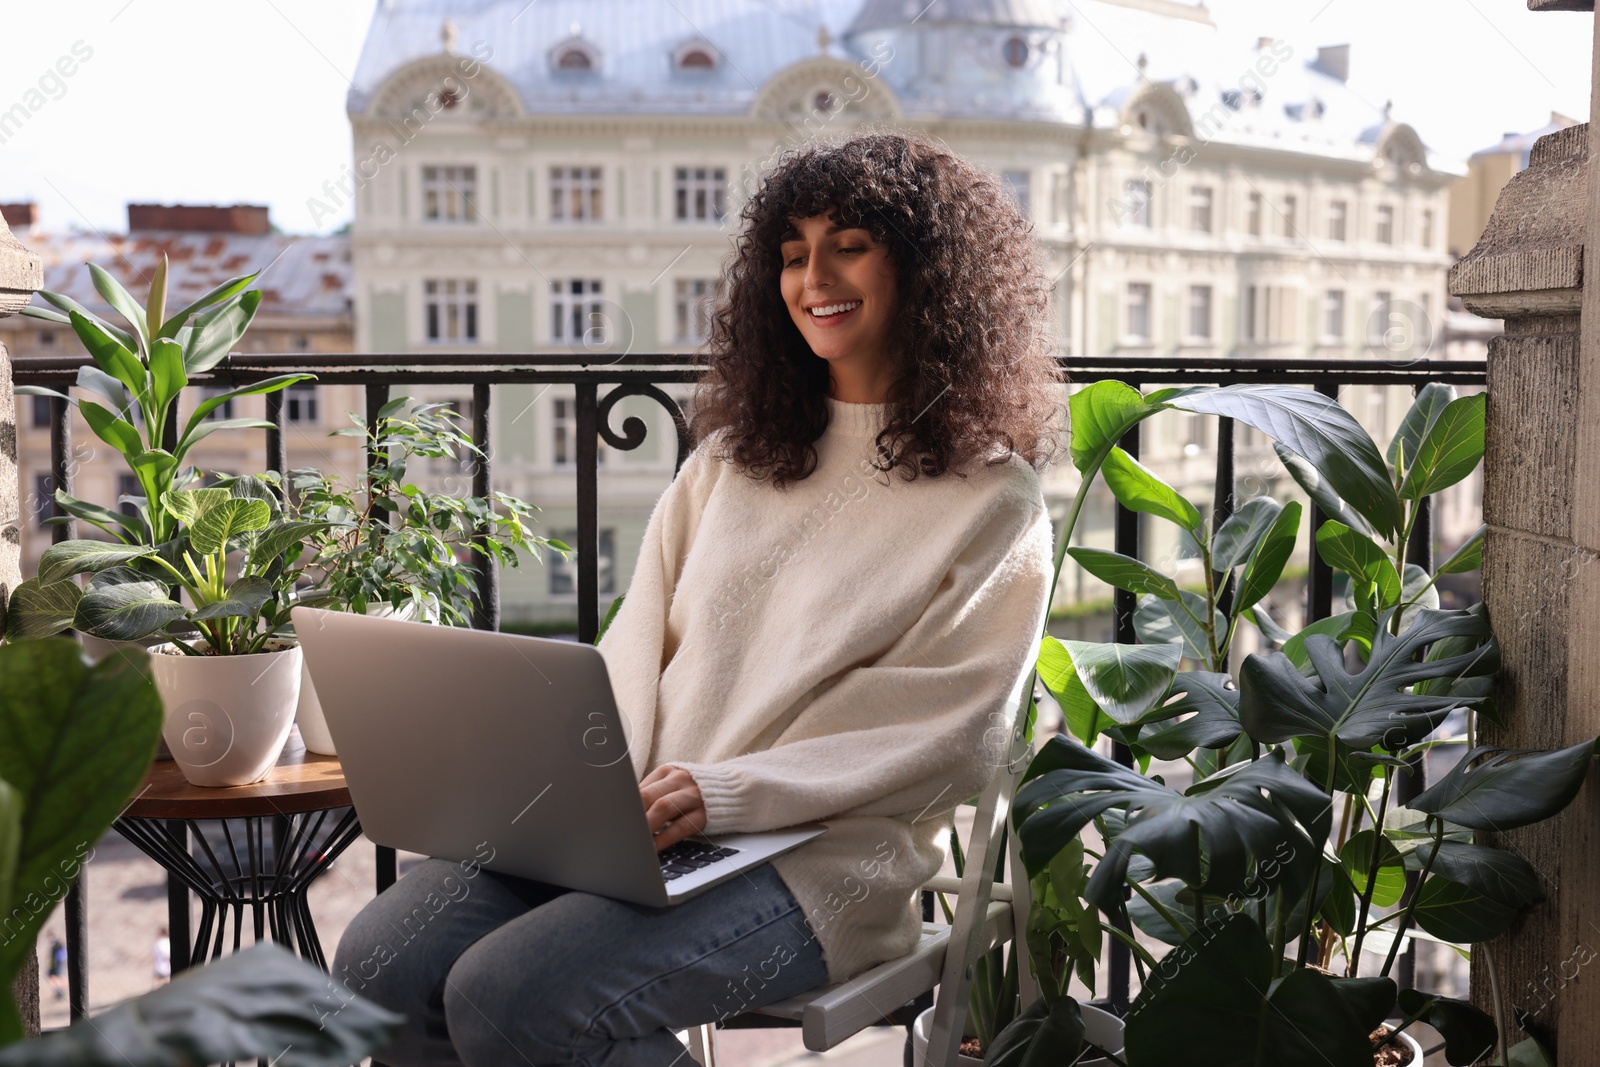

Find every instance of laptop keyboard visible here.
[658,840,741,882]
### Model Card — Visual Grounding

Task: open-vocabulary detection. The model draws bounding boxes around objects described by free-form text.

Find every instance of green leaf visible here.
[1059,640,1182,725]
[1137,672,1242,760]
[75,581,188,641]
[1234,500,1301,615]
[1316,520,1402,605]
[180,373,314,449]
[1243,604,1294,644]
[1404,840,1542,910]
[982,996,1086,1067]
[63,312,146,401]
[1394,989,1497,1067]
[38,540,158,584]
[0,941,404,1067]
[1212,497,1281,572]
[4,578,82,641]
[180,416,281,451]
[1240,607,1498,751]
[247,521,331,571]
[1340,829,1407,909]
[149,337,187,412]
[78,399,144,457]
[1409,739,1597,831]
[1015,744,1329,905]
[1037,637,1109,745]
[36,288,138,351]
[1330,977,1398,1033]
[1388,383,1456,471]
[1068,382,1154,473]
[1412,876,1522,943]
[1399,393,1486,501]
[1273,443,1377,539]
[1507,1037,1556,1067]
[1280,610,1366,669]
[1134,590,1221,662]
[88,263,151,351]
[1123,914,1376,1067]
[163,487,233,524]
[1169,386,1402,541]
[1067,547,1181,601]
[0,640,163,980]
[1437,525,1485,576]
[182,289,261,372]
[189,498,272,555]
[1102,447,1202,531]
[158,271,258,337]
[191,576,275,621]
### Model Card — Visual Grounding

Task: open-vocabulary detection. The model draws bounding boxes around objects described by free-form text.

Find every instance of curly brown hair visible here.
[690,131,1065,487]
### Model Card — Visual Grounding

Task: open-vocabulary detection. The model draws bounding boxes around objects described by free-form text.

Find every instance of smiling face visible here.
[778,212,899,402]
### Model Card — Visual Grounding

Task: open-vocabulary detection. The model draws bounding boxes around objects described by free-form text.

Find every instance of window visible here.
[1375,204,1395,245]
[1002,171,1030,219]
[1123,180,1151,227]
[677,48,715,70]
[421,165,478,223]
[1328,199,1348,241]
[556,47,593,71]
[200,386,235,421]
[1189,187,1213,233]
[551,166,603,222]
[424,279,479,343]
[551,279,605,345]
[1323,289,1346,341]
[673,167,726,222]
[1246,192,1263,237]
[30,394,51,429]
[1368,291,1393,345]
[117,473,140,518]
[551,398,607,467]
[286,383,318,425]
[1421,208,1435,249]
[549,528,616,597]
[674,279,718,343]
[1050,172,1069,224]
[33,474,54,528]
[1002,36,1029,68]
[1125,283,1152,342]
[1282,194,1298,238]
[1188,285,1213,340]
[1244,285,1298,343]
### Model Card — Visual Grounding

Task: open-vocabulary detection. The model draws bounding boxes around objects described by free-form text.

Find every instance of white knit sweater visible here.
[596,397,1054,983]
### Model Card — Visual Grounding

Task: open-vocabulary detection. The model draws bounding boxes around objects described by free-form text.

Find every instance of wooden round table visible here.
[113,733,362,973]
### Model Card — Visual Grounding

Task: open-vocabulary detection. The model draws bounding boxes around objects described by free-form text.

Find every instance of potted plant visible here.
[0,636,401,1062]
[286,397,561,754]
[994,381,1582,1066]
[9,475,330,786]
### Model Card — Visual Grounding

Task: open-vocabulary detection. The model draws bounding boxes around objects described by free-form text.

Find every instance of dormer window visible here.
[557,48,592,70]
[551,33,600,73]
[1003,36,1028,68]
[678,48,715,70]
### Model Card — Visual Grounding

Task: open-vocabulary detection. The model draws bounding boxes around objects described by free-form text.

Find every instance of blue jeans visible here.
[331,857,829,1067]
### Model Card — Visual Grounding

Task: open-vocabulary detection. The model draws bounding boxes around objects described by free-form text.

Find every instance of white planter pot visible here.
[912,1003,1125,1067]
[150,643,303,787]
[294,599,437,755]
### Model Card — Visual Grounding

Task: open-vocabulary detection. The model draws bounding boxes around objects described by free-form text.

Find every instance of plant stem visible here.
[1127,878,1193,941]
[1347,767,1395,975]
[1102,923,1160,972]
[1192,823,1206,925]
[1380,818,1442,977]
[1483,942,1510,1067]
[1271,891,1290,980]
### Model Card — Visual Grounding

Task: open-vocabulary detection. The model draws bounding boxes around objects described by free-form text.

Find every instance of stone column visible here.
[1448,28,1600,1058]
[0,210,43,1036]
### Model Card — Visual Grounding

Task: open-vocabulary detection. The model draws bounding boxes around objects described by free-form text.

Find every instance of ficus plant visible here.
[17,257,312,548]
[991,380,1585,1067]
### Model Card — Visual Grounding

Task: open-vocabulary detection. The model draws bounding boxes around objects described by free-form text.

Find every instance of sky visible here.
[0,0,1592,236]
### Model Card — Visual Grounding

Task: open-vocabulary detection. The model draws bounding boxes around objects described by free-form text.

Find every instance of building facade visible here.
[343,0,1472,627]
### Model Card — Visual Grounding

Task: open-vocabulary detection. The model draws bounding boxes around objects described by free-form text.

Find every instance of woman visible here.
[333,132,1061,1067]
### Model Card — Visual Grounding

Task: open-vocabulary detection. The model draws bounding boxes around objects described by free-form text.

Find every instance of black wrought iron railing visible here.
[11,352,1487,1023]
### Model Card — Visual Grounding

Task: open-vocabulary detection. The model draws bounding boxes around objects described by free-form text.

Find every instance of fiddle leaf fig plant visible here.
[992,380,1580,1067]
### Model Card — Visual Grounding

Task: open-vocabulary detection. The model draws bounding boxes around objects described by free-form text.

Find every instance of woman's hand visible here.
[639,765,708,851]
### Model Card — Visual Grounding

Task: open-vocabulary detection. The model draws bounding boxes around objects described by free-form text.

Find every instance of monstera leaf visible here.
[1014,742,1329,911]
[1408,739,1597,831]
[1137,672,1242,760]
[1239,607,1498,752]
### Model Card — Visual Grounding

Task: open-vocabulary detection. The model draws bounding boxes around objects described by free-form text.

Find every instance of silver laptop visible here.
[291,607,825,906]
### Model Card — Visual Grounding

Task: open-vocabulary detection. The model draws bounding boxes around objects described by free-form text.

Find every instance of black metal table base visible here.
[114,807,363,970]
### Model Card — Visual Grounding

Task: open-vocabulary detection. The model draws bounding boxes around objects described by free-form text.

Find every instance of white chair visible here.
[690,665,1042,1067]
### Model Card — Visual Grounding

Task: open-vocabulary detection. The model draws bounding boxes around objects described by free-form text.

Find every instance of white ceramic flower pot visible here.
[911,1003,1125,1067]
[150,642,303,787]
[294,598,437,755]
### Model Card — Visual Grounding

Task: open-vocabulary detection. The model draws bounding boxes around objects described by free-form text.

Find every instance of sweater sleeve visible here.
[668,473,1054,834]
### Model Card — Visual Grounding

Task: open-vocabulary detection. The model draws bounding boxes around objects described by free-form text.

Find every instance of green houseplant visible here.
[8,259,324,787]
[287,397,562,754]
[0,637,401,1063]
[993,382,1581,1067]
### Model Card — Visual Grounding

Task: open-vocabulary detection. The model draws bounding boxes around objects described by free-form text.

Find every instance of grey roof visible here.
[23,231,351,322]
[848,0,1069,33]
